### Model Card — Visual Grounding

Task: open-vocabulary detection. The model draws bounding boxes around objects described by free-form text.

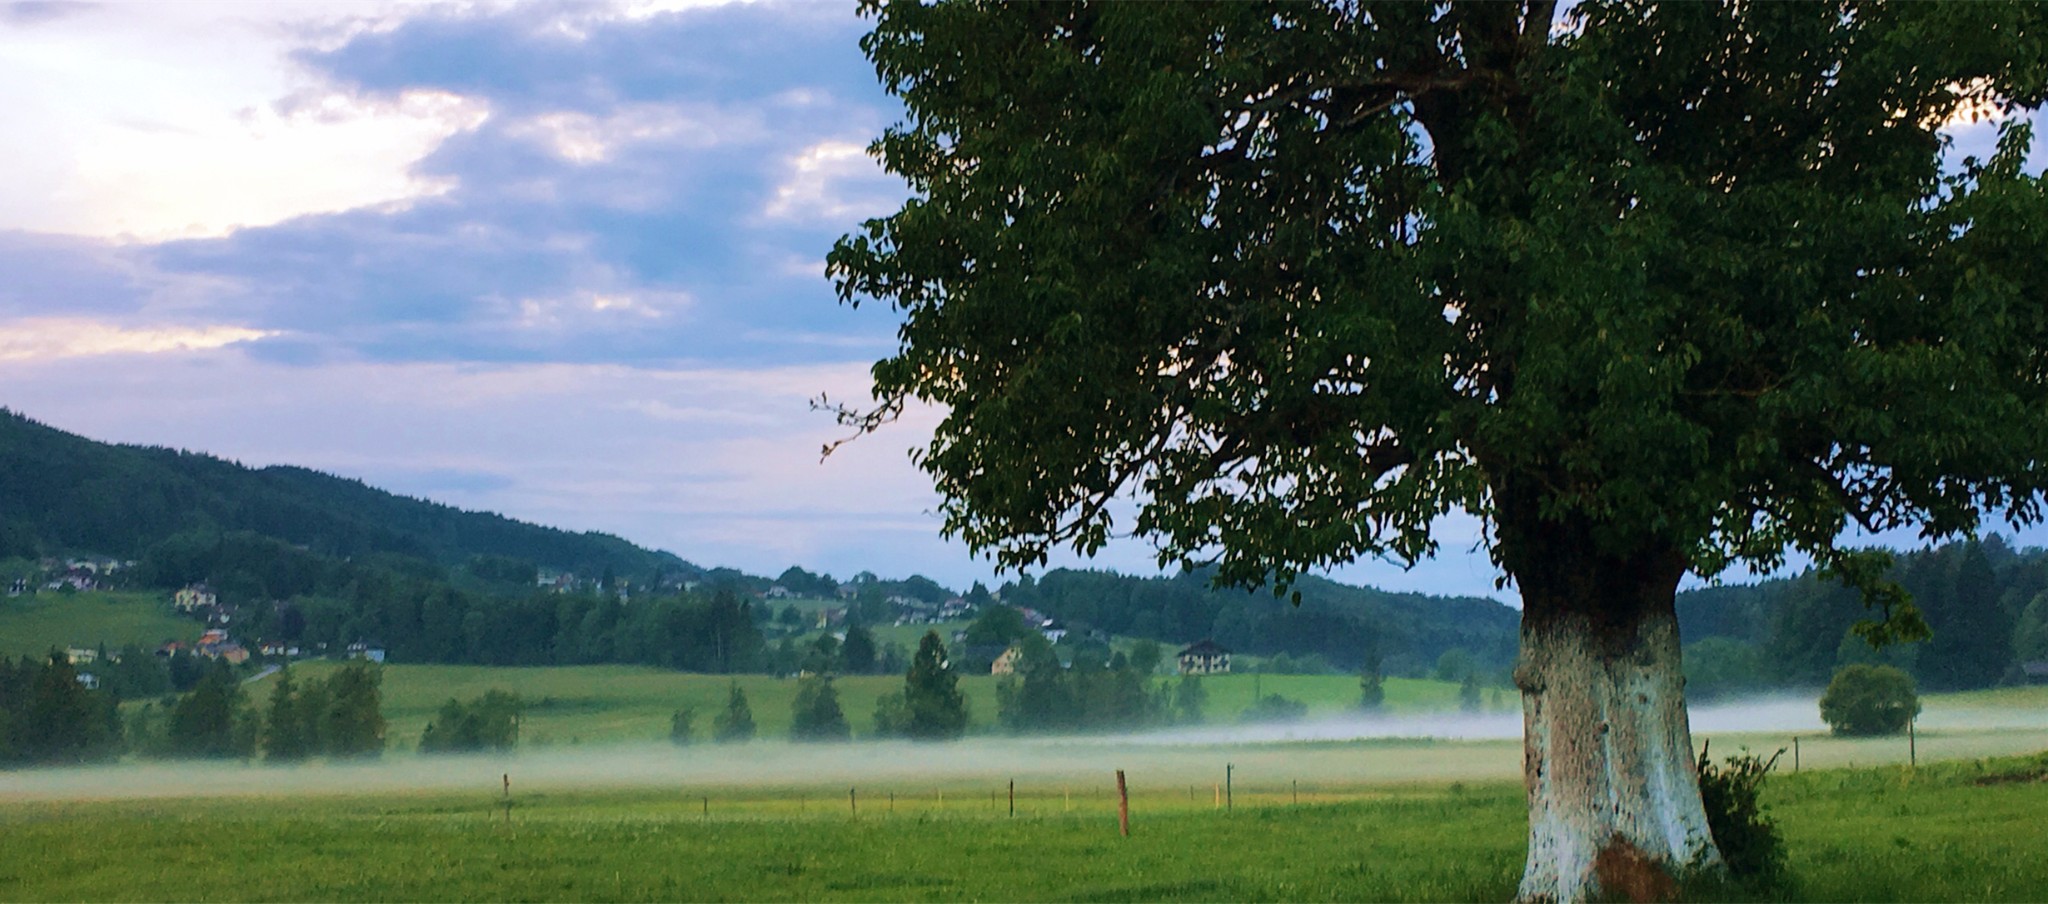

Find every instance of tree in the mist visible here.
[995,633,1074,733]
[262,666,312,763]
[712,682,755,744]
[902,630,968,739]
[1240,693,1308,723]
[1459,674,1483,713]
[669,706,698,746]
[418,690,522,753]
[12,653,120,764]
[963,604,1030,649]
[802,634,840,676]
[789,674,850,742]
[840,624,879,675]
[1359,644,1387,711]
[167,659,246,759]
[1126,639,1165,677]
[1819,664,1921,736]
[318,662,385,758]
[1172,674,1207,725]
[830,3,2048,897]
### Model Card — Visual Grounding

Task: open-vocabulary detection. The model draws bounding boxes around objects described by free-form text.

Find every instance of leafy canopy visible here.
[831,1,2048,631]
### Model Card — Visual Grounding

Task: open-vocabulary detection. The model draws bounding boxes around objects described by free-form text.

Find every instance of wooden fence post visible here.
[1116,770,1130,838]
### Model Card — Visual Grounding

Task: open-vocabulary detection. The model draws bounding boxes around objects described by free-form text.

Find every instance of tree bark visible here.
[1513,576,1720,902]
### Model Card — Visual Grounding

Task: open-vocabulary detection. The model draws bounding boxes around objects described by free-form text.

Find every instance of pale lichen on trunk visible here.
[1514,603,1719,903]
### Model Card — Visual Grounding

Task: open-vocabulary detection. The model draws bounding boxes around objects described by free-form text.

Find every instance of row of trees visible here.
[0,655,386,768]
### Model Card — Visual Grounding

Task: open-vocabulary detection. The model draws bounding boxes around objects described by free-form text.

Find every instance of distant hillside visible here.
[0,408,697,580]
[1001,567,1520,677]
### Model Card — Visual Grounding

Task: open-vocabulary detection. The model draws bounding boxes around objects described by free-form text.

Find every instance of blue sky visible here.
[0,1,2037,600]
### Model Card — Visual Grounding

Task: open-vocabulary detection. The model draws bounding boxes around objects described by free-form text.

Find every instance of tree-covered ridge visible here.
[0,408,695,579]
[1680,535,2048,695]
[999,568,1517,677]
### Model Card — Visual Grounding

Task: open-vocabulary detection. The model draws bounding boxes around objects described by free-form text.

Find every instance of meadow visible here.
[4,746,2048,901]
[273,661,1483,750]
[0,590,190,659]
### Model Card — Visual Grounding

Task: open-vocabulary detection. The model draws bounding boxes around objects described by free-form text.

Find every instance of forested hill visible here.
[0,408,695,579]
[1675,536,2048,696]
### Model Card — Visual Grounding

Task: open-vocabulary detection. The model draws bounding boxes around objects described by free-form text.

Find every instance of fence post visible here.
[1226,763,1233,813]
[1116,769,1130,837]
[1008,779,1015,817]
[1793,736,1800,773]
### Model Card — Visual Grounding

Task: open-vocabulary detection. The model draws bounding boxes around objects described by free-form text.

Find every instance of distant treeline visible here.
[1679,536,2048,697]
[998,568,1520,678]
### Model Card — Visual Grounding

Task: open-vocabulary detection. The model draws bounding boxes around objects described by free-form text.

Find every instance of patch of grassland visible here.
[0,590,193,659]
[274,664,1013,749]
[5,751,2048,901]
[265,664,1478,752]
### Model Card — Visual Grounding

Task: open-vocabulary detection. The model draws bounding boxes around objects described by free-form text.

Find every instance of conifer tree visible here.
[790,674,851,742]
[711,682,755,744]
[902,631,968,740]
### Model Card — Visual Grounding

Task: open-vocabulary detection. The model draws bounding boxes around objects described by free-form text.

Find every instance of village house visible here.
[63,646,97,665]
[1177,639,1232,675]
[345,642,387,663]
[991,645,1024,675]
[174,584,217,613]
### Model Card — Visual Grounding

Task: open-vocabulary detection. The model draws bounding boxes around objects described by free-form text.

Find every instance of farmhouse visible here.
[1177,639,1232,675]
[174,584,217,613]
[990,645,1023,675]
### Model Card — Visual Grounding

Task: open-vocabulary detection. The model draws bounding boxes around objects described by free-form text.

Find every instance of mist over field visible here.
[12,692,2047,807]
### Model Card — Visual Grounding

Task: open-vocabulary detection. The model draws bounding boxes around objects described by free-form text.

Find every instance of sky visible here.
[0,1,2037,602]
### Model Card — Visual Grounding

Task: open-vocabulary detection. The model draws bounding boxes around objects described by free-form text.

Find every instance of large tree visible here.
[829,2,2048,900]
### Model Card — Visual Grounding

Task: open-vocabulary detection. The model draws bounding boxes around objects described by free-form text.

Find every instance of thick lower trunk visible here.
[1515,604,1719,903]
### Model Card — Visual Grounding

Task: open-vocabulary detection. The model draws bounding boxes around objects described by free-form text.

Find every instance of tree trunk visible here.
[1514,584,1720,902]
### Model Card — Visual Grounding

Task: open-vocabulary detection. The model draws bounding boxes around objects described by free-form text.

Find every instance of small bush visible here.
[1696,742,1786,884]
[1819,663,1920,736]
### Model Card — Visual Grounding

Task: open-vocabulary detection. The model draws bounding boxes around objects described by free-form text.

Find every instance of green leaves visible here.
[834,1,2048,609]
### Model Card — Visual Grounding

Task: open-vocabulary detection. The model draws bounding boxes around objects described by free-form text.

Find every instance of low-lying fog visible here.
[7,694,2045,804]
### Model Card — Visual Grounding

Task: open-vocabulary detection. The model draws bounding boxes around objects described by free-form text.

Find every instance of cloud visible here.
[0,317,273,361]
[0,3,489,240]
[2,1,99,26]
[761,139,901,224]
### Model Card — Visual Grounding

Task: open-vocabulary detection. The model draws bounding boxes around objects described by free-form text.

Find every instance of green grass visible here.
[264,664,1478,752]
[0,590,194,659]
[5,751,2048,901]
[273,664,1014,749]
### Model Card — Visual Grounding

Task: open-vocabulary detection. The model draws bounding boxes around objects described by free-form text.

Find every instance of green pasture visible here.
[5,749,2048,901]
[0,590,191,659]
[263,664,1478,751]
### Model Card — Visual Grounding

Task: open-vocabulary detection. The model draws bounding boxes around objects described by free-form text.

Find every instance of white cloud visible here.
[506,103,763,164]
[0,317,274,361]
[762,139,902,224]
[0,2,486,241]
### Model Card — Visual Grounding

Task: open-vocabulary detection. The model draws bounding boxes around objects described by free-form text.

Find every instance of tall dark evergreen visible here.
[167,660,246,759]
[789,675,850,742]
[839,624,879,675]
[319,663,386,758]
[262,666,312,763]
[901,631,967,740]
[711,683,755,744]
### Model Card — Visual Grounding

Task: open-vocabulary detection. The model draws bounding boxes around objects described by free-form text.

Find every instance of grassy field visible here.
[0,590,193,659]
[267,663,1478,751]
[4,748,2047,901]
